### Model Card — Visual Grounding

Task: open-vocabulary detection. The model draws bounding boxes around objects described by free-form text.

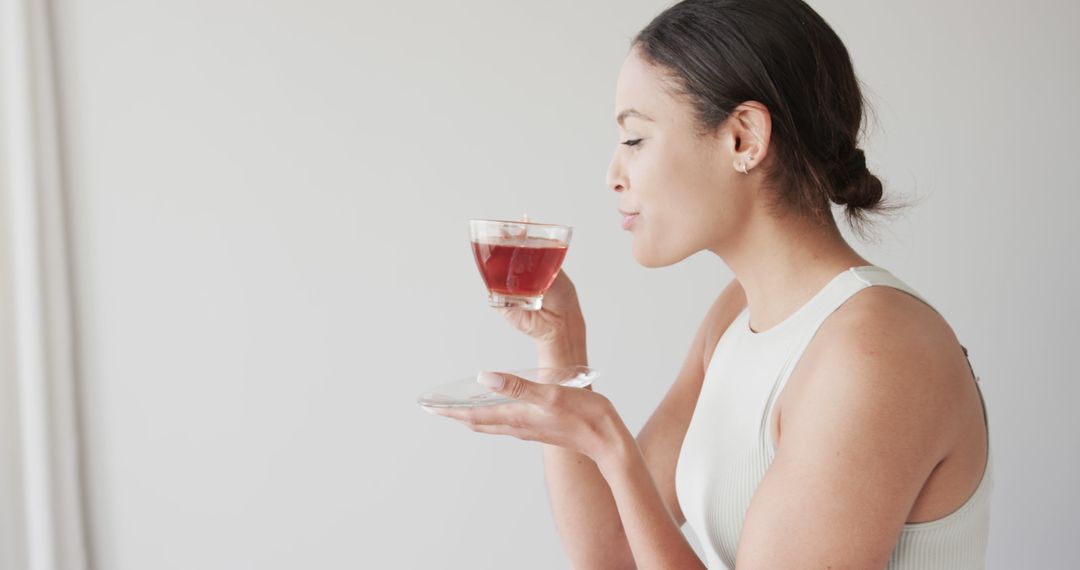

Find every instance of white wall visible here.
[48,0,1078,568]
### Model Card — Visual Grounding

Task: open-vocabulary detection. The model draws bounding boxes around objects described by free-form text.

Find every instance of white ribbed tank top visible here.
[675,266,992,569]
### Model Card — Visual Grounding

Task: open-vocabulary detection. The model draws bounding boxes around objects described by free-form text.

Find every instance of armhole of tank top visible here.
[860,273,995,531]
[761,294,857,457]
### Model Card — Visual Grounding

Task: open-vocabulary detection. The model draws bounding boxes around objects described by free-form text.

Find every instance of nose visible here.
[606,151,627,193]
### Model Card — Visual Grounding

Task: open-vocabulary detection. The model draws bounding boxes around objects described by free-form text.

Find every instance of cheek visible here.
[629,181,707,265]
[630,146,741,265]
[651,148,725,226]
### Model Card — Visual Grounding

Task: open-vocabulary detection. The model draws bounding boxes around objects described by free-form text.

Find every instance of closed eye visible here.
[621,138,643,147]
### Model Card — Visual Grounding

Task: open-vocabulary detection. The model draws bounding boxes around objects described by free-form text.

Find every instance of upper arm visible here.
[637,278,746,526]
[735,293,962,569]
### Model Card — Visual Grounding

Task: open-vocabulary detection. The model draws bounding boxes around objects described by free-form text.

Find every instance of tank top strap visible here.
[787,266,929,338]
[847,266,980,383]
[846,266,936,312]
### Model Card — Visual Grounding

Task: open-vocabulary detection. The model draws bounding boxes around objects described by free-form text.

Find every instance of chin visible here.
[631,238,693,269]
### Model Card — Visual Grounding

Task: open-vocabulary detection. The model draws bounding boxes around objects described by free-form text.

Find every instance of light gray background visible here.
[51,0,1078,568]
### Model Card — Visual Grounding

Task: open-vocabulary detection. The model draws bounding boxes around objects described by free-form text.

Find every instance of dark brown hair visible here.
[634,0,902,235]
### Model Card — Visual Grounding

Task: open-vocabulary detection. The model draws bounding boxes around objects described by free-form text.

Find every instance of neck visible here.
[712,209,871,333]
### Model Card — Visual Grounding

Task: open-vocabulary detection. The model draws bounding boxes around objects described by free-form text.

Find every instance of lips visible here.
[619,209,639,230]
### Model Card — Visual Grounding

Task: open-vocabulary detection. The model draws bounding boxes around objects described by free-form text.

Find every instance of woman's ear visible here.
[728,101,772,172]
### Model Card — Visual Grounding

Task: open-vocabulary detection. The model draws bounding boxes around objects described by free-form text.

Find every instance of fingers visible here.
[421,404,518,426]
[466,422,531,440]
[479,371,553,405]
[419,405,533,440]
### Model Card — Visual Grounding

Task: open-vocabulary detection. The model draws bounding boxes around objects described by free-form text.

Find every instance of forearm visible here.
[598,426,706,570]
[539,336,702,569]
[537,337,637,569]
[542,444,636,569]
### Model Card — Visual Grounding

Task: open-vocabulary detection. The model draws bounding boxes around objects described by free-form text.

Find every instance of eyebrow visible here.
[616,109,653,126]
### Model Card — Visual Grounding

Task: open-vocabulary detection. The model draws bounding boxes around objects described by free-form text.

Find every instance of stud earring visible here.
[733,160,748,174]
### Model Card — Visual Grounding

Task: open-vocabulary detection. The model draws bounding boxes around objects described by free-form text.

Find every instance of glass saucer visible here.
[416,366,597,409]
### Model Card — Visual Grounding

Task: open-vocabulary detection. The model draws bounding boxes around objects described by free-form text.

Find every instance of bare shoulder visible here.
[821,285,970,385]
[785,285,977,460]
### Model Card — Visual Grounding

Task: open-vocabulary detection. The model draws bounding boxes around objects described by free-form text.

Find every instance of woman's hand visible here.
[499,270,587,364]
[422,371,629,467]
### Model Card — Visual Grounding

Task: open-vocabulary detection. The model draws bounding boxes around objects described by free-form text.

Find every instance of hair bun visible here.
[829,148,882,210]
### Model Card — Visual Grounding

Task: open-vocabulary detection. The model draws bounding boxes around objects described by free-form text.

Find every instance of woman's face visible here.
[607,49,755,268]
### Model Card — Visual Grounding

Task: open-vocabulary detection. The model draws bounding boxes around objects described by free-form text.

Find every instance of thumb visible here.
[477,371,544,403]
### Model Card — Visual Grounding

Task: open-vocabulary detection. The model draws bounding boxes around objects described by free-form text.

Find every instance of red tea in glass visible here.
[472,240,568,296]
[469,219,572,310]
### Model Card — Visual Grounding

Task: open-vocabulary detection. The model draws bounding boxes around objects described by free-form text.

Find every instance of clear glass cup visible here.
[469,218,572,310]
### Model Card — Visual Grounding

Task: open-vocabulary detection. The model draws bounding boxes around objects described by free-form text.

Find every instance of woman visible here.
[424,0,991,568]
